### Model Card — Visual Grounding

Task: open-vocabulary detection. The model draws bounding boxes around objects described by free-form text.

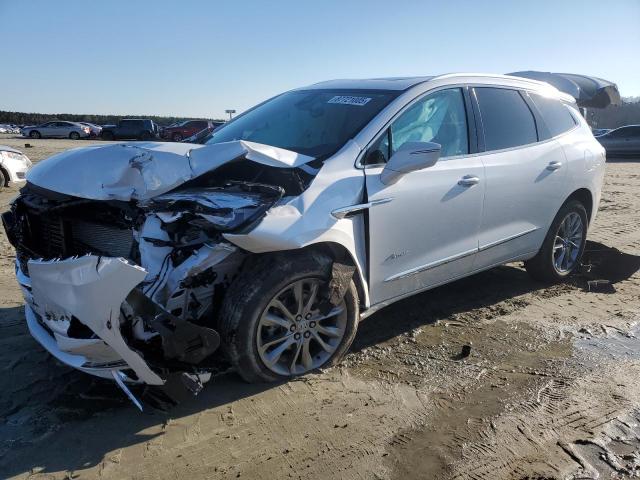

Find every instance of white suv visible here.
[3,74,605,402]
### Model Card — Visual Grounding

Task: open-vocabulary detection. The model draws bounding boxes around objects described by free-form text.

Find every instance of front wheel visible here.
[525,200,588,282]
[29,130,41,139]
[219,252,359,383]
[69,131,80,140]
[172,133,183,142]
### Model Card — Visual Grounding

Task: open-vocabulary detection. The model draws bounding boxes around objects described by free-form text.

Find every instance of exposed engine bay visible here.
[1,140,324,406]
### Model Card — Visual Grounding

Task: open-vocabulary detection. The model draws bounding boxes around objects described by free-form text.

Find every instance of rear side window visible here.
[530,93,576,137]
[610,126,640,138]
[475,87,537,151]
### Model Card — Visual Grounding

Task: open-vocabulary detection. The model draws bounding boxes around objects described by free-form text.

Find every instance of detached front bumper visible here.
[18,255,165,385]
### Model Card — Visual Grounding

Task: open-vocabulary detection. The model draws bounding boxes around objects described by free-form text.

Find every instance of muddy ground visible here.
[1,134,639,479]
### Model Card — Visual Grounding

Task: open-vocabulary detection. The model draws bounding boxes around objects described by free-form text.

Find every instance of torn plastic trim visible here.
[26,140,316,202]
[26,255,165,385]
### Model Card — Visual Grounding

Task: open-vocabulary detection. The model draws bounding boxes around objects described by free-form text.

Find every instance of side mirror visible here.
[380,141,441,185]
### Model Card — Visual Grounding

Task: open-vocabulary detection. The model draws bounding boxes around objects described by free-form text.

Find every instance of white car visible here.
[3,74,606,406]
[0,145,32,188]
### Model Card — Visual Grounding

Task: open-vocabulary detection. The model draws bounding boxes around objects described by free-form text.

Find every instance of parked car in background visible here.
[161,120,221,142]
[592,128,612,137]
[0,124,22,135]
[3,73,607,403]
[182,122,225,144]
[79,122,102,138]
[596,125,640,157]
[101,119,158,140]
[0,145,32,188]
[22,121,90,140]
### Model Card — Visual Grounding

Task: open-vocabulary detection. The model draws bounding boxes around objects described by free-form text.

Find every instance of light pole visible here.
[225,109,236,121]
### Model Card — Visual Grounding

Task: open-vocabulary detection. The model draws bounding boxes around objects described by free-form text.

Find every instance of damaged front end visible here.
[2,154,296,406]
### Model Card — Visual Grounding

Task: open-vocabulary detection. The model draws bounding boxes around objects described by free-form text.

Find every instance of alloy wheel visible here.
[256,278,347,376]
[552,212,584,274]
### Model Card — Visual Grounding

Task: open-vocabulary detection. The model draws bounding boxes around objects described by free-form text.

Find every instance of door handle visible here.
[546,161,562,171]
[458,175,480,187]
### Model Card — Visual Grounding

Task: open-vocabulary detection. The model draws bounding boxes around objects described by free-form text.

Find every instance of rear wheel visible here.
[29,130,41,139]
[0,169,6,189]
[69,131,80,140]
[525,200,588,282]
[172,133,183,142]
[219,252,359,383]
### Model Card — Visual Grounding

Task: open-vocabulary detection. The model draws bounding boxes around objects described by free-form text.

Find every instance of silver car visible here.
[22,121,90,140]
[596,125,640,157]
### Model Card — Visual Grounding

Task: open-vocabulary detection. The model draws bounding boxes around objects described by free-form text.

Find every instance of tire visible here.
[29,130,41,139]
[101,131,114,141]
[525,200,588,282]
[139,131,152,141]
[69,131,80,140]
[0,169,6,189]
[172,133,183,142]
[219,251,359,383]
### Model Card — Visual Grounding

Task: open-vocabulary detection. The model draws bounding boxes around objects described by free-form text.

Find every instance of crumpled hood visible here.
[27,140,315,201]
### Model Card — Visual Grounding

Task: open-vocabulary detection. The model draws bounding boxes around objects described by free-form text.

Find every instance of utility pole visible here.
[225,109,236,121]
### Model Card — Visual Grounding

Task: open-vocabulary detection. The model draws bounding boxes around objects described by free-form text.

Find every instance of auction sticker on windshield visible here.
[327,96,372,106]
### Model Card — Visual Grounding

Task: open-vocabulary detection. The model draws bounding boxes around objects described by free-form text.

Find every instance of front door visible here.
[364,88,485,305]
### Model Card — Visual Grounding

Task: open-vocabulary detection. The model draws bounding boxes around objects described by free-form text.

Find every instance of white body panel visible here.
[0,146,31,184]
[364,155,484,303]
[12,73,607,388]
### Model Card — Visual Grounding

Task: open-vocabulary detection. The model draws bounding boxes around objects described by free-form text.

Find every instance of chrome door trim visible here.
[331,198,393,219]
[478,227,539,252]
[383,248,477,283]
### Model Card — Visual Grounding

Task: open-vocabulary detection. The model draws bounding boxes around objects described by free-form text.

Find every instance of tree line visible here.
[0,111,225,127]
[1,98,639,130]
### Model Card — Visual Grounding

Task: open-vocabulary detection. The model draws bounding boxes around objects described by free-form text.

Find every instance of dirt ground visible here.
[1,133,640,479]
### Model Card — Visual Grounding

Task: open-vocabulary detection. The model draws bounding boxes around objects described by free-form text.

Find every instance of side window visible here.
[364,130,390,165]
[391,88,468,158]
[529,93,576,137]
[613,126,640,138]
[363,88,469,165]
[475,87,538,151]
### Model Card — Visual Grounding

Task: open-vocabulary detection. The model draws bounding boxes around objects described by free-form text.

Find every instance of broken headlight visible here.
[141,182,284,232]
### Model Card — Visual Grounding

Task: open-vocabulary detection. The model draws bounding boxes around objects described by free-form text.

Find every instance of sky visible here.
[1,0,639,119]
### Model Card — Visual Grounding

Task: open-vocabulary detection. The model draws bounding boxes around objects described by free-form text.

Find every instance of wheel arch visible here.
[0,164,10,186]
[301,241,368,312]
[564,188,594,224]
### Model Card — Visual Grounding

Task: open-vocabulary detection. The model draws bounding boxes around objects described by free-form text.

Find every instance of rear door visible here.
[471,87,568,269]
[365,87,485,304]
[38,122,55,137]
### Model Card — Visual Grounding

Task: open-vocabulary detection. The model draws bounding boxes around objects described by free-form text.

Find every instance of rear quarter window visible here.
[530,93,576,138]
[475,87,538,151]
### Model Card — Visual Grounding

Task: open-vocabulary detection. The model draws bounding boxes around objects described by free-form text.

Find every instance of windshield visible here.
[205,89,399,159]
